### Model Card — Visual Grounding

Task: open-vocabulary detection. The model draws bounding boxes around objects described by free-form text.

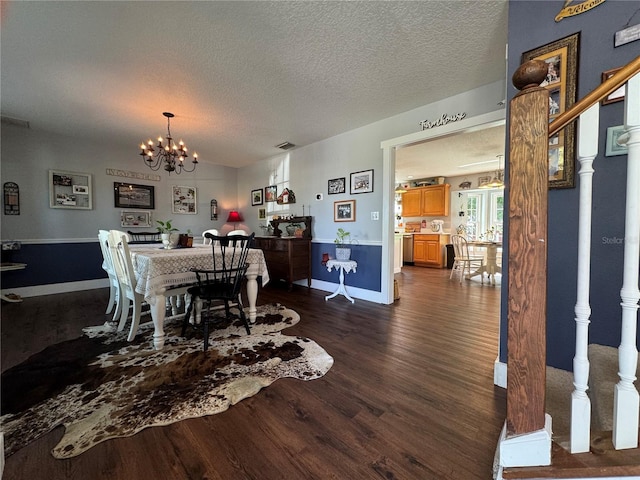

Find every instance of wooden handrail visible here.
[549,55,640,138]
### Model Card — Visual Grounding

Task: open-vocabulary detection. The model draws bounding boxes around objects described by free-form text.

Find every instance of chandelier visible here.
[139,112,198,174]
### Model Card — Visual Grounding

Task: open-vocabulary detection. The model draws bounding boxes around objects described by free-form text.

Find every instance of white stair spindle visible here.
[571,103,599,453]
[613,73,640,450]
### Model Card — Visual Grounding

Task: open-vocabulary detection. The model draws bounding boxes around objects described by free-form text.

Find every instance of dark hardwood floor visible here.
[1,266,505,479]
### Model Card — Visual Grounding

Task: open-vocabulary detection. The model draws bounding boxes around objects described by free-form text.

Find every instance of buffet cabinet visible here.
[413,234,450,268]
[401,184,450,217]
[253,236,311,291]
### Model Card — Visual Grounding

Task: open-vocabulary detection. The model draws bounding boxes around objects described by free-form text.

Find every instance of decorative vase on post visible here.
[335,247,351,261]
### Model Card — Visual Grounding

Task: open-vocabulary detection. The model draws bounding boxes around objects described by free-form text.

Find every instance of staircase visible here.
[494,56,640,479]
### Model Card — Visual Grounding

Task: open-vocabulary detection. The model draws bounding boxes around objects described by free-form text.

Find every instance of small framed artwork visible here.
[114,182,154,209]
[172,185,197,214]
[328,177,346,195]
[601,67,625,105]
[120,211,152,228]
[605,125,628,157]
[478,176,491,188]
[50,170,92,209]
[334,199,356,222]
[258,208,266,220]
[350,169,374,194]
[265,185,277,202]
[522,32,579,189]
[251,188,263,206]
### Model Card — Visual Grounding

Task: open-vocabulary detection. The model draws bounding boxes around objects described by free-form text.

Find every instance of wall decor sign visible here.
[251,188,263,206]
[419,112,466,130]
[615,23,640,47]
[605,125,628,157]
[554,0,606,22]
[328,177,346,195]
[114,182,154,209]
[601,67,625,105]
[4,182,19,215]
[334,199,356,222]
[50,170,93,209]
[105,168,161,182]
[120,210,152,228]
[264,185,277,202]
[350,169,374,194]
[172,185,197,214]
[258,208,266,219]
[523,32,579,189]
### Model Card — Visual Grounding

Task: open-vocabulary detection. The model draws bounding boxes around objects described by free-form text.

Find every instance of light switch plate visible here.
[371,211,379,220]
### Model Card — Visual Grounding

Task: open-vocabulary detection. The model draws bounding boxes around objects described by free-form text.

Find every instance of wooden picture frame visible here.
[172,185,197,214]
[350,169,374,194]
[264,185,277,202]
[328,177,346,195]
[334,199,356,222]
[114,182,154,209]
[50,170,92,209]
[120,210,152,228]
[251,188,263,206]
[522,32,579,189]
[601,67,625,105]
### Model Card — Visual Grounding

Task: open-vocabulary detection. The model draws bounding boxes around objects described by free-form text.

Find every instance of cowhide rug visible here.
[1,303,333,459]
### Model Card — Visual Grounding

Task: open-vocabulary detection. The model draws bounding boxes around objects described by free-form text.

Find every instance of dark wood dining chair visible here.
[127,231,161,244]
[182,233,255,351]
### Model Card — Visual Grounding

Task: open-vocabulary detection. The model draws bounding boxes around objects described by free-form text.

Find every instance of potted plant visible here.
[334,227,352,260]
[156,220,180,249]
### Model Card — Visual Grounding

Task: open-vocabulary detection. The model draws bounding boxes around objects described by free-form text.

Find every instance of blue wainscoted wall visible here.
[311,242,381,292]
[1,242,105,288]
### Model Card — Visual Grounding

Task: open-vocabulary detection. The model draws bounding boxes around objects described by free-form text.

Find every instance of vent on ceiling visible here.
[275,141,296,150]
[1,116,30,129]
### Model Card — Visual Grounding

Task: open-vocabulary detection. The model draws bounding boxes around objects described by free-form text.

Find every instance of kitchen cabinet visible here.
[413,234,450,268]
[253,236,311,291]
[401,184,450,217]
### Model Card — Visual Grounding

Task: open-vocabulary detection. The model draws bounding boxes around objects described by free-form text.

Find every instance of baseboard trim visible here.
[3,279,109,298]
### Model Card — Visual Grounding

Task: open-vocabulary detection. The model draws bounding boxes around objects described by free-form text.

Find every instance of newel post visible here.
[498,60,552,468]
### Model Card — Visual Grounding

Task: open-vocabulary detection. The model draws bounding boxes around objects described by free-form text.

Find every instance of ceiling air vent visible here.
[275,141,296,150]
[1,116,30,129]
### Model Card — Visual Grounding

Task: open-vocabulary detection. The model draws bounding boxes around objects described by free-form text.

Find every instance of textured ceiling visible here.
[1,1,508,173]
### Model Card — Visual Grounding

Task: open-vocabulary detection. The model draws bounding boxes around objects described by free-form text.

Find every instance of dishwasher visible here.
[402,234,414,265]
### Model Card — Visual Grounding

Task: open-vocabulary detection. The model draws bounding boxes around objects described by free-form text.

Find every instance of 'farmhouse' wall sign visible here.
[419,112,466,131]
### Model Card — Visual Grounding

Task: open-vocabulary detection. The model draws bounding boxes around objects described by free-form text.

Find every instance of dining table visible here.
[467,241,502,285]
[129,244,269,350]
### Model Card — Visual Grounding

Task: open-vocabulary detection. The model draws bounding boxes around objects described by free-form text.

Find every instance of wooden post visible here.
[506,61,549,437]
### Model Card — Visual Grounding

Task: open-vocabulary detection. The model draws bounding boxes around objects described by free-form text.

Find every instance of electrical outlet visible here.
[371,211,379,221]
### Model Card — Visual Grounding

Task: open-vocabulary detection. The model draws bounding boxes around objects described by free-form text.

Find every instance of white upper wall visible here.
[238,79,506,243]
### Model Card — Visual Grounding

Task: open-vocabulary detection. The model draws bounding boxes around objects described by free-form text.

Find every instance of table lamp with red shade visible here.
[226,210,244,229]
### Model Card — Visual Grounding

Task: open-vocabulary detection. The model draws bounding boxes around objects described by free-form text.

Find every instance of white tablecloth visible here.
[130,244,270,302]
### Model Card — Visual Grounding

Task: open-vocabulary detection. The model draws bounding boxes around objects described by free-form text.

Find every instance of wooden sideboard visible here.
[253,236,311,291]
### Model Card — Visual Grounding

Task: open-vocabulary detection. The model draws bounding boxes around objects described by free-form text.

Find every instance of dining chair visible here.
[450,234,485,284]
[182,232,255,351]
[127,231,161,244]
[202,229,219,245]
[227,229,247,236]
[108,230,148,341]
[98,230,121,321]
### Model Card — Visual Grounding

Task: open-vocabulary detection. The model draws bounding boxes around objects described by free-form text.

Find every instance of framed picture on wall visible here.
[601,67,625,105]
[334,199,355,222]
[172,185,197,214]
[114,182,154,209]
[328,177,346,195]
[350,169,374,194]
[50,170,92,209]
[120,210,152,228]
[251,188,263,206]
[522,32,579,189]
[264,185,277,202]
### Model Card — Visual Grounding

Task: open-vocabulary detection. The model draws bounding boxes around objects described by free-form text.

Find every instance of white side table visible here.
[325,259,357,303]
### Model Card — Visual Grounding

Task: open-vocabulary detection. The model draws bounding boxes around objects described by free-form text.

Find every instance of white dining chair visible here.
[98,230,121,321]
[108,229,147,341]
[202,229,219,245]
[227,229,247,236]
[450,234,485,284]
